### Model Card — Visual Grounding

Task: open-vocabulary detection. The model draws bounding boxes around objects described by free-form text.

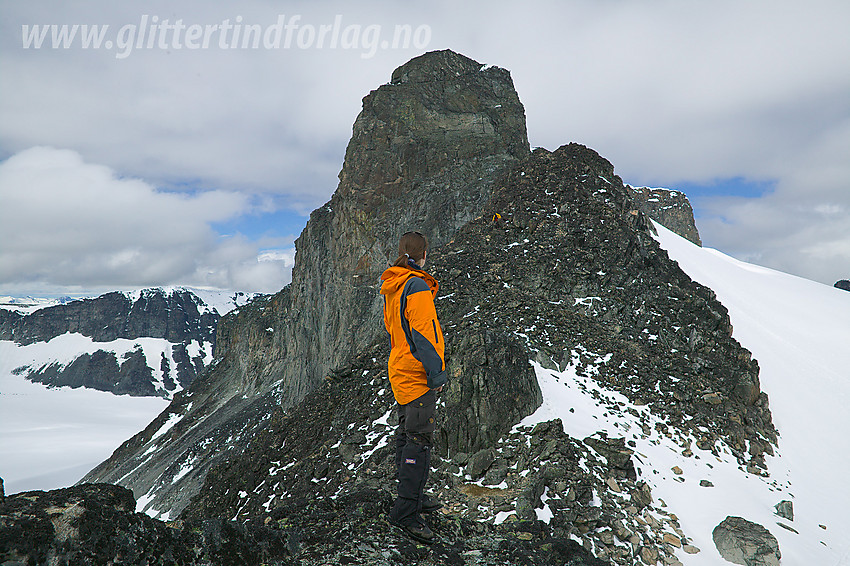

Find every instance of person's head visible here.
[392,231,428,268]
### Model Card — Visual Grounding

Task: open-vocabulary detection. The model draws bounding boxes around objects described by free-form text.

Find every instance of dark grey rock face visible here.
[835,279,850,292]
[439,328,542,454]
[713,516,781,566]
[285,48,530,399]
[627,185,702,245]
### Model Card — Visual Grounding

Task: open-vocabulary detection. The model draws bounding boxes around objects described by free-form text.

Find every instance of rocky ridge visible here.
[173,143,775,566]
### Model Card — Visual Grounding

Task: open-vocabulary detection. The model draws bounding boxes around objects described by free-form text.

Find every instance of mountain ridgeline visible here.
[3,50,779,565]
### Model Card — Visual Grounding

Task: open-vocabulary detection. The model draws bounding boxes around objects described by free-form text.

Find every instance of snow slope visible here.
[519,222,850,565]
[0,286,253,495]
[654,222,850,565]
[0,367,169,495]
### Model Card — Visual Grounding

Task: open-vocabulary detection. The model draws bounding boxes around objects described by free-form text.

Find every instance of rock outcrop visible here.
[713,516,781,566]
[0,484,294,566]
[627,185,702,246]
[834,279,850,292]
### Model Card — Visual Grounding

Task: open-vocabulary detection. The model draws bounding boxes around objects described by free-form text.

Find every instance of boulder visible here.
[713,516,781,566]
[775,500,793,521]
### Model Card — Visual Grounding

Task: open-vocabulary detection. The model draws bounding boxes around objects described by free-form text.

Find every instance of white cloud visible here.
[1,0,849,290]
[695,114,850,285]
[0,147,292,293]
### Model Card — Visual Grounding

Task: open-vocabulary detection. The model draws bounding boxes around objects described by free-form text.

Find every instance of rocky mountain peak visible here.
[627,185,702,246]
[333,48,528,250]
[218,47,530,408]
[390,49,483,84]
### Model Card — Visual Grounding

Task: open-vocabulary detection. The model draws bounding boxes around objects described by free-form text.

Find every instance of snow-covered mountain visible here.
[0,295,76,314]
[0,286,257,493]
[0,286,255,397]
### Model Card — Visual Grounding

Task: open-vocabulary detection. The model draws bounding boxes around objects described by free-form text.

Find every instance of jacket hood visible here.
[380,265,439,296]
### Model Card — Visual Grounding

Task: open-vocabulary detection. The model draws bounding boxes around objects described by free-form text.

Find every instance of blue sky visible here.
[1,1,848,294]
[212,208,307,243]
[677,178,776,202]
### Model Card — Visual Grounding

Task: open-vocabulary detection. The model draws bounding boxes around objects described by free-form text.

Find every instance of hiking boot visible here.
[421,493,443,513]
[389,515,435,544]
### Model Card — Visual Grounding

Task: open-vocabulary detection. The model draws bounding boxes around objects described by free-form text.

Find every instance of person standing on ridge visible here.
[380,231,448,544]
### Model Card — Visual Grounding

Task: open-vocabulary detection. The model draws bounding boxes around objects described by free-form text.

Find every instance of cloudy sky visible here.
[1,1,848,295]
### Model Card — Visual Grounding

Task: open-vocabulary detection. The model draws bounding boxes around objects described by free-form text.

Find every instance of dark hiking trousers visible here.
[390,388,436,526]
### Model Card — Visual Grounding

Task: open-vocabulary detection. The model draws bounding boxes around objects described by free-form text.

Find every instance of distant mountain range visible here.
[0,287,256,398]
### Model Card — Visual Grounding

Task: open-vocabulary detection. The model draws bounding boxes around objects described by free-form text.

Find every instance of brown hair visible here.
[392,231,428,267]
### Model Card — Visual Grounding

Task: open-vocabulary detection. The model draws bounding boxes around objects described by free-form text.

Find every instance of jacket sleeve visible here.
[402,277,448,389]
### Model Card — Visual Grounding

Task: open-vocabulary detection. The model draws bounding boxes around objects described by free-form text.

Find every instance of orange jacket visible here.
[380,262,448,405]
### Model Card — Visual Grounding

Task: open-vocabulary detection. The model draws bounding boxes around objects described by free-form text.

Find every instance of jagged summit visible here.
[390,49,485,84]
